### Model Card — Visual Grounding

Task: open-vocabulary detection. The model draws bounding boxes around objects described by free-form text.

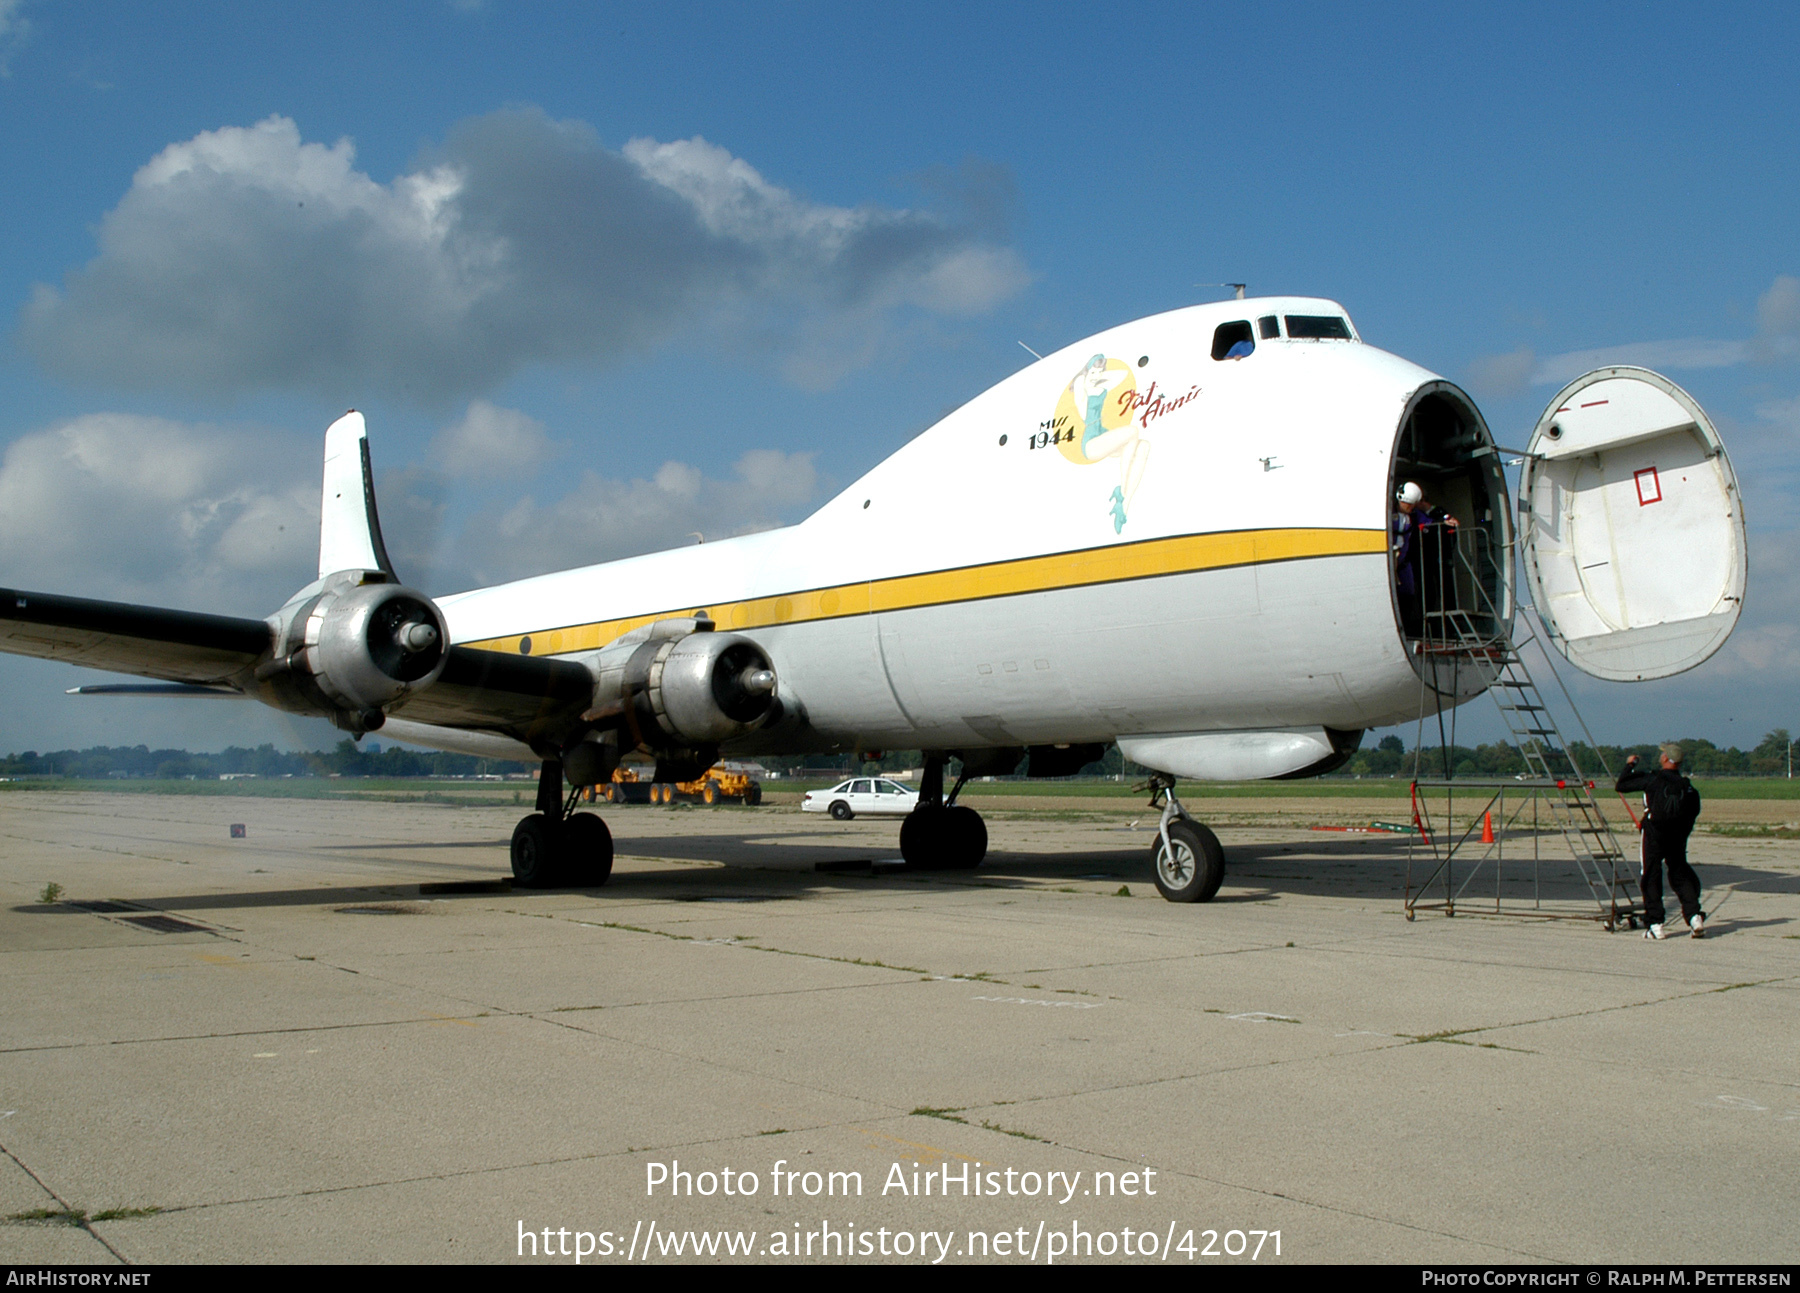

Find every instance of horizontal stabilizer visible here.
[319,410,395,579]
[68,683,243,697]
[1,588,272,686]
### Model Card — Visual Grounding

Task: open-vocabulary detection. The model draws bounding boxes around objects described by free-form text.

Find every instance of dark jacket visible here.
[1615,763,1694,838]
[1391,506,1452,596]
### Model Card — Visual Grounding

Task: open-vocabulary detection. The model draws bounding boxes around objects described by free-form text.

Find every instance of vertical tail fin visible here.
[318,410,395,579]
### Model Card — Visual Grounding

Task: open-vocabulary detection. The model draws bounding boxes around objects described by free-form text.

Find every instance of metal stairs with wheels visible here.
[1404,546,1639,927]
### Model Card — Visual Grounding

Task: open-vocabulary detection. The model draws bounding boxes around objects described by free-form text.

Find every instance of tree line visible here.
[5,730,1794,783]
[0,741,531,781]
[1340,730,1796,779]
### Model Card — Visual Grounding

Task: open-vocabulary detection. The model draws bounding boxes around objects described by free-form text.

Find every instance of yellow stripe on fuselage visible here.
[463,526,1384,657]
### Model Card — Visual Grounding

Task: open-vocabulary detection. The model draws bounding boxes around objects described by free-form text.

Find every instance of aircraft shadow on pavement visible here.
[10,828,1788,919]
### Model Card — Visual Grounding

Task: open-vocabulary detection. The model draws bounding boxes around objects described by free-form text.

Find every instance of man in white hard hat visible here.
[1391,481,1457,636]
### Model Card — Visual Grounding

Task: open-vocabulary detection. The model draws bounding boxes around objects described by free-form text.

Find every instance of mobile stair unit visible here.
[1403,589,1640,927]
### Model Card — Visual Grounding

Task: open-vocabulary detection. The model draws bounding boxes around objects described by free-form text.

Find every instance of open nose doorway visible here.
[1389,383,1513,656]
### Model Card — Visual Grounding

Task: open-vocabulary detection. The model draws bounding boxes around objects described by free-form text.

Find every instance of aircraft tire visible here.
[563,812,614,887]
[511,814,564,888]
[829,800,853,821]
[1151,819,1225,903]
[898,806,985,870]
[941,805,987,870]
[898,808,936,867]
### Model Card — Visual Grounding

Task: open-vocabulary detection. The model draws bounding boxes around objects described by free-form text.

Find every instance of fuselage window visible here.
[1285,315,1352,340]
[1258,315,1280,339]
[1211,320,1255,360]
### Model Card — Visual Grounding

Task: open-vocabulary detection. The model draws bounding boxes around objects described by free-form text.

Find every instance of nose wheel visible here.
[1144,774,1225,902]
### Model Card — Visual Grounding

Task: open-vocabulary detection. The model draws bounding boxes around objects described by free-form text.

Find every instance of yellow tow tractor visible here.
[585,764,762,806]
[667,765,763,805]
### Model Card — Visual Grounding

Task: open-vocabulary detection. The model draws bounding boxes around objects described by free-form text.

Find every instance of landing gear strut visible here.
[898,753,988,871]
[511,757,615,888]
[1144,773,1225,902]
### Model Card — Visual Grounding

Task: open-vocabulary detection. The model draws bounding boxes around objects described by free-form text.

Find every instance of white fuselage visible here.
[435,298,1481,757]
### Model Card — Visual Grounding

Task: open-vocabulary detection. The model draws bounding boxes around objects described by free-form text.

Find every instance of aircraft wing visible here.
[386,647,596,747]
[0,587,271,685]
[1,584,595,751]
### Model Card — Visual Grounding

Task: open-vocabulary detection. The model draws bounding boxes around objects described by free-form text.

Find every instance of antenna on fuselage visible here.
[1195,282,1248,300]
[1018,341,1044,360]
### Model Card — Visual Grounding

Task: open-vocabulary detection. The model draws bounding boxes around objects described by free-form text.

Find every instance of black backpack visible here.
[1648,774,1702,835]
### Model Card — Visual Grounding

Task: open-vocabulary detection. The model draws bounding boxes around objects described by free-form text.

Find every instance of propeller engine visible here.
[255,572,450,732]
[588,618,778,762]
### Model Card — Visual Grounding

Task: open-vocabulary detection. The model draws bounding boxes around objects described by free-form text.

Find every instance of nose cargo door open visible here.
[1520,367,1745,682]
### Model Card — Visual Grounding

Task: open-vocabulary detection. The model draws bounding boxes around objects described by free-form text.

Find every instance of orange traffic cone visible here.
[1481,812,1495,844]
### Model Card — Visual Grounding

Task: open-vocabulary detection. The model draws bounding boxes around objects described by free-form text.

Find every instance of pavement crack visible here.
[0,1140,128,1263]
[0,1013,494,1055]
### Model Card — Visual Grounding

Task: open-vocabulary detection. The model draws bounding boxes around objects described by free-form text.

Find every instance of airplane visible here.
[0,296,1748,902]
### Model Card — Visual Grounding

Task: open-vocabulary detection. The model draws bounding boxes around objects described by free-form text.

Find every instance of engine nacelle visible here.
[258,574,449,729]
[593,621,777,751]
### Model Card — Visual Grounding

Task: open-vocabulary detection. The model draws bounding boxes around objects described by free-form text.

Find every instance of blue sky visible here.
[2,1,1797,754]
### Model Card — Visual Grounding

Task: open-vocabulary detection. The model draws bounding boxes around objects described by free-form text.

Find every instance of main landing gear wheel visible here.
[511,814,563,888]
[898,806,988,871]
[829,800,853,821]
[512,812,615,888]
[1151,818,1225,903]
[563,812,614,887]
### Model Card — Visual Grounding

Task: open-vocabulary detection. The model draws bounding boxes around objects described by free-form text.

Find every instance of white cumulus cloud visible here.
[0,406,823,612]
[0,414,317,613]
[451,449,819,588]
[21,112,1029,401]
[1530,338,1750,388]
[429,400,557,477]
[1523,274,1800,388]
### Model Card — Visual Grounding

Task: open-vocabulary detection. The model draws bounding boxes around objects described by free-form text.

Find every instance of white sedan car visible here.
[801,777,920,821]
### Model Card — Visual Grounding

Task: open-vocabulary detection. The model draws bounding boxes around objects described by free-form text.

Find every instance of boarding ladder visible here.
[1403,528,1640,927]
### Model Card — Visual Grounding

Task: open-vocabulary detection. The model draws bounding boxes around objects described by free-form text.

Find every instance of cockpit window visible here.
[1211,320,1255,360]
[1258,315,1280,339]
[1285,315,1352,340]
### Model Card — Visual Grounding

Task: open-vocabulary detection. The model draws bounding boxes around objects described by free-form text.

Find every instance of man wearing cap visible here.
[1391,481,1457,636]
[1616,743,1705,939]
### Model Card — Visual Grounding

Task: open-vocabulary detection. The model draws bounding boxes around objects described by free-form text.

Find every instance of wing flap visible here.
[0,588,272,685]
[387,645,595,749]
